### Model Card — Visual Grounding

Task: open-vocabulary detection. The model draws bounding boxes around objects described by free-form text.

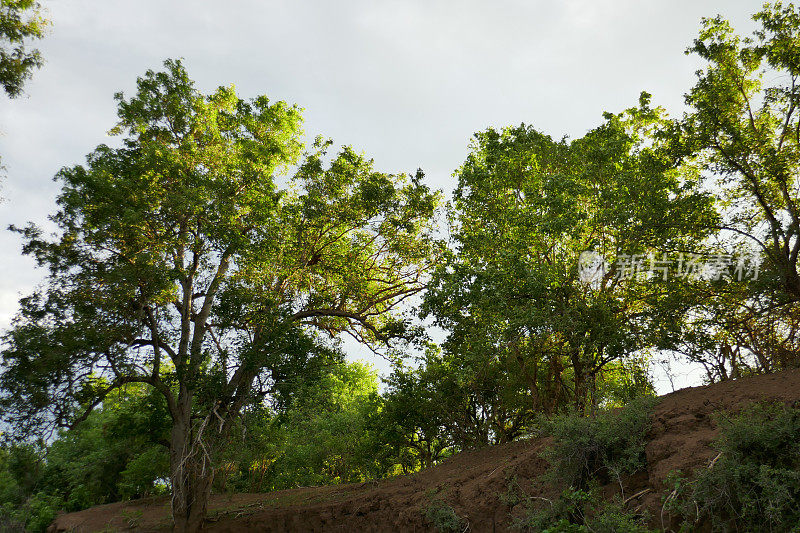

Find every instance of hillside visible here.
[49,369,800,532]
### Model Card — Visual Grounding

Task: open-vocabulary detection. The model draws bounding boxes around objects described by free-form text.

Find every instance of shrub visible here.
[511,398,657,532]
[0,492,64,533]
[538,397,657,490]
[514,487,655,533]
[424,498,468,532]
[664,402,800,532]
[118,447,170,499]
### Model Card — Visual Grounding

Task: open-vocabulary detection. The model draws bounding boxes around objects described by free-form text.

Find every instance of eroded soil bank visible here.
[49,369,800,532]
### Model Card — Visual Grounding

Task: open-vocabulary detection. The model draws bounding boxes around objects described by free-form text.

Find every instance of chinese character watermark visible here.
[577,251,761,283]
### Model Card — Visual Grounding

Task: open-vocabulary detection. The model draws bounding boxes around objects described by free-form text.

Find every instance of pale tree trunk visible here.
[170,394,214,533]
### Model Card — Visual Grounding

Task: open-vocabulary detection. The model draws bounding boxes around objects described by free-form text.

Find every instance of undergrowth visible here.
[422,486,468,532]
[424,498,468,532]
[0,493,62,533]
[514,487,656,533]
[663,401,800,532]
[538,397,657,490]
[512,397,657,532]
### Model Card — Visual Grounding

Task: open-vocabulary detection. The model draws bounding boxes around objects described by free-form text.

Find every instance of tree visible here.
[0,59,441,531]
[210,360,390,493]
[0,442,60,533]
[0,0,49,185]
[662,268,800,382]
[381,356,457,469]
[664,2,800,374]
[0,384,170,532]
[267,361,389,488]
[424,97,716,413]
[673,1,800,302]
[41,384,171,508]
[383,344,542,452]
[0,0,48,98]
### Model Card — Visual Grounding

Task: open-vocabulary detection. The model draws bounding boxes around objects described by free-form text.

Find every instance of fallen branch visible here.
[623,487,651,506]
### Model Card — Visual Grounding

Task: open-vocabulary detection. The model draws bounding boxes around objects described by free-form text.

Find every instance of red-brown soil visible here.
[49,369,800,532]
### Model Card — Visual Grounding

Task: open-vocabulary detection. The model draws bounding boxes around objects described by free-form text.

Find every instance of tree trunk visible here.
[572,354,587,412]
[170,400,214,533]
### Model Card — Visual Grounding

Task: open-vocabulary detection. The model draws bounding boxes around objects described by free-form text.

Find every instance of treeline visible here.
[3,2,800,531]
[1,362,386,529]
[0,353,650,531]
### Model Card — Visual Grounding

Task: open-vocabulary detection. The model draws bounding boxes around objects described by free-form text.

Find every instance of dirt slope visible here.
[49,369,800,532]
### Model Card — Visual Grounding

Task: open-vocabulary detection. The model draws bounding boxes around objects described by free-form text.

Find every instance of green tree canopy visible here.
[0,59,441,531]
[0,0,47,98]
[664,1,800,376]
[424,97,716,414]
[674,2,800,300]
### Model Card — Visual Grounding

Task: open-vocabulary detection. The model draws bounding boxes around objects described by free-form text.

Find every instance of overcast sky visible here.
[0,0,761,392]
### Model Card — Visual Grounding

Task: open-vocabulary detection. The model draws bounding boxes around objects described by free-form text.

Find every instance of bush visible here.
[514,487,655,533]
[0,492,64,533]
[424,498,468,532]
[511,398,657,532]
[118,447,170,499]
[538,397,657,490]
[664,402,800,532]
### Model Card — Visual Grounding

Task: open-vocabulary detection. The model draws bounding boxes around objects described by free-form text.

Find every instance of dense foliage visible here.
[665,1,800,380]
[0,386,170,532]
[422,98,715,421]
[0,59,440,531]
[537,397,657,491]
[0,360,391,531]
[3,3,800,532]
